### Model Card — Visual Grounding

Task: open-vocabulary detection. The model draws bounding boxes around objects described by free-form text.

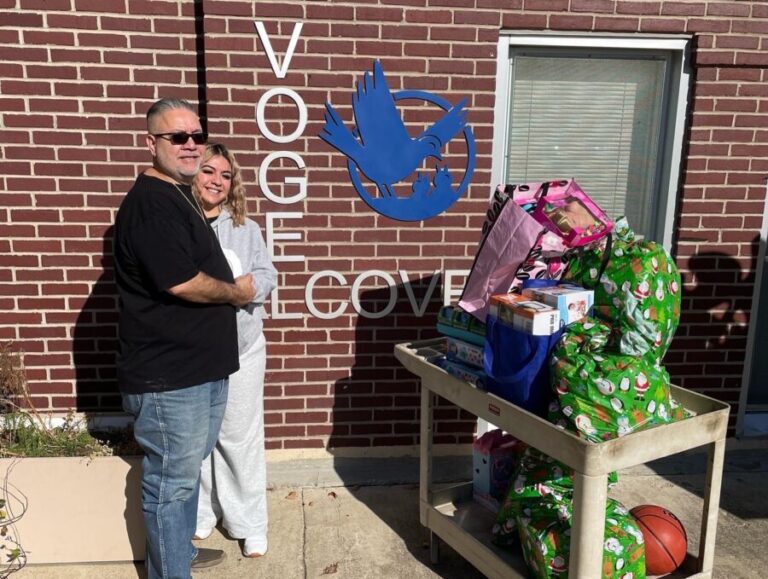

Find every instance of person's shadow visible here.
[72,226,121,415]
[327,275,484,578]
[643,233,768,521]
[71,225,145,569]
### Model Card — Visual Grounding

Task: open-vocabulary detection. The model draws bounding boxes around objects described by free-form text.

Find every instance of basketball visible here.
[630,504,687,575]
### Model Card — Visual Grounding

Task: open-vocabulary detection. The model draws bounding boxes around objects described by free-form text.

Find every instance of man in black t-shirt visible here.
[114,98,255,578]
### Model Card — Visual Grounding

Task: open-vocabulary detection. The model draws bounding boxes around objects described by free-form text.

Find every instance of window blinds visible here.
[505,54,667,237]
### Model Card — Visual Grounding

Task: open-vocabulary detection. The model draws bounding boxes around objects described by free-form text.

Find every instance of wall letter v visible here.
[254,21,303,79]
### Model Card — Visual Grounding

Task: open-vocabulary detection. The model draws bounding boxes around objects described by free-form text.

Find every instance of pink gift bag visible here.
[508,179,613,248]
[459,186,544,323]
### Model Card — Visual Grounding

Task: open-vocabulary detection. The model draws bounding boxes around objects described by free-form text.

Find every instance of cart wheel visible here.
[430,531,440,564]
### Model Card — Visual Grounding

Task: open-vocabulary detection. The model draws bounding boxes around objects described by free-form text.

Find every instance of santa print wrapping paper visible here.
[549,318,686,442]
[563,217,681,364]
[493,448,643,578]
[516,497,646,579]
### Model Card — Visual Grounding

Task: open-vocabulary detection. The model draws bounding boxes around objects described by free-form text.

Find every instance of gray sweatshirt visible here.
[209,208,277,355]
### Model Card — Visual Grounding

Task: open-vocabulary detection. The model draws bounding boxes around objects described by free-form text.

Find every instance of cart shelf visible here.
[394,339,730,579]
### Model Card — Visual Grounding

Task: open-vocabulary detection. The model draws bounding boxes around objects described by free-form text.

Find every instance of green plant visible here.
[1,412,114,459]
[1,342,117,459]
[0,342,141,578]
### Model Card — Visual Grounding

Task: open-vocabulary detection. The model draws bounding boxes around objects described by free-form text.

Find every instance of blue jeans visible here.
[123,379,228,579]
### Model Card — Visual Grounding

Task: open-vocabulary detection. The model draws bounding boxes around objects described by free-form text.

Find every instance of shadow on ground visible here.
[327,279,483,578]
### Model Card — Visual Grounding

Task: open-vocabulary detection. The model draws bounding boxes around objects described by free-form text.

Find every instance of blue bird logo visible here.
[320,60,475,221]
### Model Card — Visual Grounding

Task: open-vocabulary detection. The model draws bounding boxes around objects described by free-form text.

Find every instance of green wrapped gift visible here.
[493,448,617,547]
[564,217,681,364]
[550,319,686,442]
[517,498,646,578]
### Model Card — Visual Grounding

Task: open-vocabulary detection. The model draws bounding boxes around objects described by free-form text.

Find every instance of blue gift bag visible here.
[483,312,563,416]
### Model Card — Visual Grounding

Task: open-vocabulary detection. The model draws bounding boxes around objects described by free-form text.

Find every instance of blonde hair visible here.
[197,142,247,226]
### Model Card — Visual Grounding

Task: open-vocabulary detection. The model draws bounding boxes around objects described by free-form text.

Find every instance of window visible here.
[491,33,691,247]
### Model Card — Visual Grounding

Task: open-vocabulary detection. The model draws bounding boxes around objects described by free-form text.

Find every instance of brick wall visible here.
[1,0,765,447]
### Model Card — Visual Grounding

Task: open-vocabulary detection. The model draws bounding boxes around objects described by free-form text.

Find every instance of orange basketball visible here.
[630,504,687,575]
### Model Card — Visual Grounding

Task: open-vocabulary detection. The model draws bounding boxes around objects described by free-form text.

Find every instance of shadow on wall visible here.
[646,233,768,521]
[676,235,760,422]
[326,277,483,578]
[71,225,122,416]
[683,235,760,363]
[329,275,475,451]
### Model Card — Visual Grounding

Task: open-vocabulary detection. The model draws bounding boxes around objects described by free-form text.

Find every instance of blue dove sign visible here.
[320,60,476,221]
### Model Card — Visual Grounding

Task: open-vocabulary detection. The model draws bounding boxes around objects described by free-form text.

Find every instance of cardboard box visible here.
[489,294,560,336]
[446,337,484,369]
[472,429,521,512]
[522,284,594,326]
[436,357,486,389]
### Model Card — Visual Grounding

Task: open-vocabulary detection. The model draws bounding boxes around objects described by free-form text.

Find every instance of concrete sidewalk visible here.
[23,443,768,578]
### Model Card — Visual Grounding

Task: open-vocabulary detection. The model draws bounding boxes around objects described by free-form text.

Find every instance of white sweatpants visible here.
[197,334,268,547]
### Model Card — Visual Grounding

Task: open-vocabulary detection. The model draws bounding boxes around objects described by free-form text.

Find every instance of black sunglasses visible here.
[152,131,208,145]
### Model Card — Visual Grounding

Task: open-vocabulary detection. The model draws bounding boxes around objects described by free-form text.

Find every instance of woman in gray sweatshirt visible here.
[193,142,277,558]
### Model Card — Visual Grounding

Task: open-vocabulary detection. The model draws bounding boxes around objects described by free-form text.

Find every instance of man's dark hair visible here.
[146,98,196,130]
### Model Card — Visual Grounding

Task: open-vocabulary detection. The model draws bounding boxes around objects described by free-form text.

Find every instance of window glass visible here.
[505,53,668,237]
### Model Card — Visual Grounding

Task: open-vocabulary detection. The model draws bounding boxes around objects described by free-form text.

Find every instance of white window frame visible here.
[491,31,692,250]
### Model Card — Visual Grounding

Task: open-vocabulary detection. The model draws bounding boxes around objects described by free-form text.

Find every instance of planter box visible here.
[0,456,145,564]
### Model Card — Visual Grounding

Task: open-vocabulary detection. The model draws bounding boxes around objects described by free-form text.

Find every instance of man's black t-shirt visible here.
[114,173,239,394]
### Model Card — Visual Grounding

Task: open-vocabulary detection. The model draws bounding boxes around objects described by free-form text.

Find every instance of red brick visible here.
[735,52,768,66]
[285,411,328,424]
[707,2,750,17]
[524,0,568,10]
[204,0,253,16]
[74,0,127,11]
[571,0,615,12]
[594,16,640,31]
[617,1,661,14]
[502,12,548,28]
[428,0,473,6]
[1,47,49,62]
[403,42,450,58]
[429,26,479,43]
[100,16,152,31]
[54,83,105,97]
[50,48,102,63]
[550,14,595,29]
[720,71,761,86]
[307,4,354,19]
[127,0,180,15]
[2,12,44,26]
[454,10,500,25]
[2,80,51,96]
[711,129,757,142]
[661,1,705,16]
[640,17,686,32]
[696,82,738,97]
[716,35,760,50]
[0,62,24,77]
[77,32,129,48]
[405,8,451,23]
[687,18,732,33]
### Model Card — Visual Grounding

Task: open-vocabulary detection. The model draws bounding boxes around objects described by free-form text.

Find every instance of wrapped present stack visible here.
[548,217,687,442]
[449,180,691,578]
[494,447,646,579]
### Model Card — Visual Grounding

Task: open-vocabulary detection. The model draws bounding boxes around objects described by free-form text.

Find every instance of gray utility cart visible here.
[394,339,730,579]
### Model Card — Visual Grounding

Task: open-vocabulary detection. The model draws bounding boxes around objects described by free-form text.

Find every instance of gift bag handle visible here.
[564,232,612,290]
